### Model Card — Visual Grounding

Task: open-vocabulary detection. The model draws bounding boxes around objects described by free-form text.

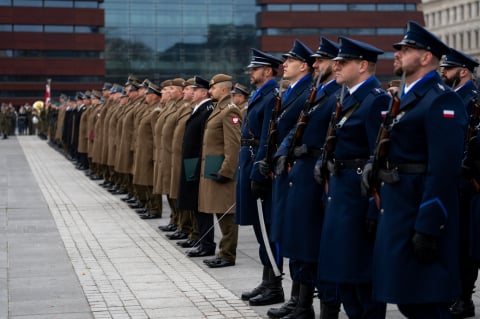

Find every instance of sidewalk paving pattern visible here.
[1,136,478,318]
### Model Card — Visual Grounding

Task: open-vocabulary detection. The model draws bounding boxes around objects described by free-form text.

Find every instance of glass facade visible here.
[103,0,259,84]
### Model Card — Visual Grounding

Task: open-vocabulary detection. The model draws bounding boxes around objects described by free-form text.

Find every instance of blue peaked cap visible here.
[311,37,340,59]
[393,20,449,59]
[247,48,283,69]
[440,48,479,72]
[282,39,315,67]
[334,37,384,63]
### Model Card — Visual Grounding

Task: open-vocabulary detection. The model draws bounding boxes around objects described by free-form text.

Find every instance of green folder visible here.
[204,155,225,179]
[183,157,199,181]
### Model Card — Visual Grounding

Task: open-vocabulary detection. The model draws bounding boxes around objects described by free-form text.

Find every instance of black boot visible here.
[320,301,341,319]
[267,280,299,318]
[249,267,284,306]
[450,298,475,318]
[282,284,315,319]
[241,266,268,300]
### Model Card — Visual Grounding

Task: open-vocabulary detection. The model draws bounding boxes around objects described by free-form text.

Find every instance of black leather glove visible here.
[412,232,438,263]
[209,172,230,183]
[275,155,288,176]
[251,180,270,199]
[361,162,373,197]
[293,144,308,158]
[313,160,324,185]
[258,159,271,177]
[365,218,377,242]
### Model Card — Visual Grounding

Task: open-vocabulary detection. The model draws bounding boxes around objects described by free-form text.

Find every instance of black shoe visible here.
[125,198,137,204]
[267,297,298,318]
[90,174,103,181]
[107,187,118,193]
[135,208,148,214]
[158,224,177,232]
[250,288,285,307]
[128,202,144,209]
[204,256,235,268]
[140,212,160,219]
[187,247,215,258]
[177,239,198,248]
[121,195,134,202]
[242,267,270,301]
[113,189,127,195]
[450,299,475,318]
[166,231,188,240]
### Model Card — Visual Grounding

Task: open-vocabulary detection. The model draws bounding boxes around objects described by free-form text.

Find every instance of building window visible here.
[12,0,41,6]
[291,4,318,11]
[13,25,43,32]
[74,1,99,8]
[0,50,13,57]
[0,24,12,31]
[348,4,375,11]
[405,4,416,11]
[264,4,289,11]
[377,4,404,11]
[44,1,72,7]
[319,4,347,11]
[44,25,74,32]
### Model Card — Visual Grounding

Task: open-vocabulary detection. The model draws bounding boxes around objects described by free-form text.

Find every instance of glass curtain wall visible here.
[104,0,258,84]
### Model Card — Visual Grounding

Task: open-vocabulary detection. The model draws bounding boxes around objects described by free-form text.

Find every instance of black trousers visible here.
[195,211,216,252]
[252,223,283,271]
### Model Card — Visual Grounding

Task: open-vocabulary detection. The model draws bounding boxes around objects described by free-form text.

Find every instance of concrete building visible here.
[422,0,480,65]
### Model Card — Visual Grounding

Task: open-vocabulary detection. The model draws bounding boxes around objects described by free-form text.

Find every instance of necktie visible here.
[282,86,292,103]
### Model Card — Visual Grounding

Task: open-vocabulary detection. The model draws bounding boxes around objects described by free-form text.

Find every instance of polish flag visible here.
[45,78,51,104]
[443,110,455,118]
[381,110,388,118]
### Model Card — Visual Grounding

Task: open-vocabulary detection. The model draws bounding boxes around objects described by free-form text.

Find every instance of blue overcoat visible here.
[372,71,467,303]
[235,79,277,225]
[318,76,390,283]
[275,80,340,262]
[270,73,313,242]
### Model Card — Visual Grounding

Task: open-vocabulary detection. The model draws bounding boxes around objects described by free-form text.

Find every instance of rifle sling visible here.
[336,101,360,128]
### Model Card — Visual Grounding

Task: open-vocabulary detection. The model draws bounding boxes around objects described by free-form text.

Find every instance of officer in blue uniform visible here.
[235,48,286,307]
[441,48,480,318]
[369,21,468,317]
[272,37,342,319]
[316,37,390,319]
[256,39,315,318]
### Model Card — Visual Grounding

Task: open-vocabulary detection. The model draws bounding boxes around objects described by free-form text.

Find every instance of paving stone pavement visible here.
[1,135,480,318]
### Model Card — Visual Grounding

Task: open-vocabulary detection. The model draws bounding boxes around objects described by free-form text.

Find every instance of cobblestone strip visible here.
[19,137,260,319]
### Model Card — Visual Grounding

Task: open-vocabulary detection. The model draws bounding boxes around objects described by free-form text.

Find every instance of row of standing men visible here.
[44,20,480,319]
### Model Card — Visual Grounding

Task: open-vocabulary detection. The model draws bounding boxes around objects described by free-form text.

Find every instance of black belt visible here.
[305,148,323,158]
[389,163,427,174]
[334,158,368,170]
[241,139,259,147]
[292,147,323,159]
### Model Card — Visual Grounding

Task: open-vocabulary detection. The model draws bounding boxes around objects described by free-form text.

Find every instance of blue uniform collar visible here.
[400,71,442,110]
[249,78,277,104]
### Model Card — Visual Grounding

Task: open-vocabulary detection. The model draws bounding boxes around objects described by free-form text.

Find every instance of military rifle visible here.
[318,83,345,190]
[265,79,283,168]
[465,93,480,191]
[369,74,404,208]
[287,72,322,164]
